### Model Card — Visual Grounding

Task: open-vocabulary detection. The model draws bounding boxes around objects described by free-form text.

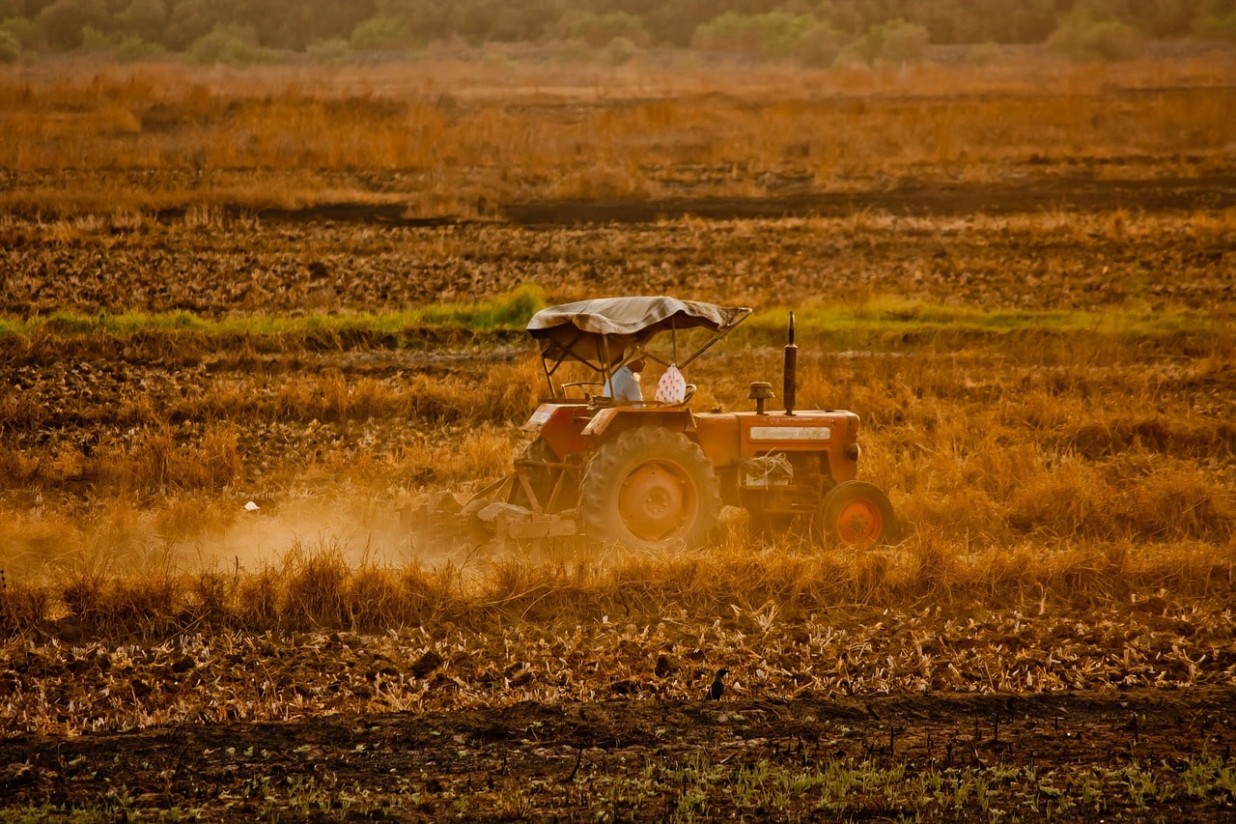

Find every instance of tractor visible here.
[447,296,895,551]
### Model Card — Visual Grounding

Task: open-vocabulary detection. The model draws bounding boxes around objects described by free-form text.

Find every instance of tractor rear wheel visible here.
[580,427,721,551]
[814,481,896,549]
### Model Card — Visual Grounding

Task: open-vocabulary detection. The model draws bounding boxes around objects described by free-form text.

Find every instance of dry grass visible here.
[1,316,1232,644]
[3,536,1234,639]
[1,294,1231,535]
[2,535,1234,741]
[1,56,1233,216]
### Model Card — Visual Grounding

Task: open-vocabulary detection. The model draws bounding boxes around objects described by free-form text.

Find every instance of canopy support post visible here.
[536,342,557,398]
[600,334,612,391]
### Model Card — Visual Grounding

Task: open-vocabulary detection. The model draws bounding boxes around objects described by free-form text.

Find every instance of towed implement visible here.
[425,296,896,551]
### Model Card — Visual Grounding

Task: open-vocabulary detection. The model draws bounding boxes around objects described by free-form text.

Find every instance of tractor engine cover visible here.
[695,410,858,474]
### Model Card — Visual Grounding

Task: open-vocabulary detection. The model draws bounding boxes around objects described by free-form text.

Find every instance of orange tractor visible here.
[459,296,895,551]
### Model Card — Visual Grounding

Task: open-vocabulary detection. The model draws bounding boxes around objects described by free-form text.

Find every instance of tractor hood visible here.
[528,296,750,369]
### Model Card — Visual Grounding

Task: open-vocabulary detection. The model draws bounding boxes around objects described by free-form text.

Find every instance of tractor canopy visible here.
[527,297,751,382]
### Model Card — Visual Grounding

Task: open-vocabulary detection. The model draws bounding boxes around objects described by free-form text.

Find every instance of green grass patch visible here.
[747,299,1214,342]
[0,291,1218,346]
[0,284,549,340]
[409,283,546,329]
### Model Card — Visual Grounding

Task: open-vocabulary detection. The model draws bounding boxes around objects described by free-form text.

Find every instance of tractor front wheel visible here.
[580,427,721,551]
[814,481,896,549]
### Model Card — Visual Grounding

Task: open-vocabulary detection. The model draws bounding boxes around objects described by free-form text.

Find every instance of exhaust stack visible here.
[783,311,797,416]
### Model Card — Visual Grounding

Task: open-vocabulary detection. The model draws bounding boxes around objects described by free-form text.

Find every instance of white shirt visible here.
[604,365,642,402]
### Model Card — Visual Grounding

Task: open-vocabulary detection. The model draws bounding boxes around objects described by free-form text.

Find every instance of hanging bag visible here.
[655,363,687,404]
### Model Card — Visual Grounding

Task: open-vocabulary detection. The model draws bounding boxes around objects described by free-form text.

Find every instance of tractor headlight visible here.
[844,443,860,462]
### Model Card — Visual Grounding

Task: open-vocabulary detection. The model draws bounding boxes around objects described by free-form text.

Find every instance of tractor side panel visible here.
[694,414,743,506]
[523,403,590,460]
[738,411,839,454]
[693,414,741,469]
[736,411,860,483]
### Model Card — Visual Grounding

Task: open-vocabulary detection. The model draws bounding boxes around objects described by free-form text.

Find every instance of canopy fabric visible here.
[527,297,748,369]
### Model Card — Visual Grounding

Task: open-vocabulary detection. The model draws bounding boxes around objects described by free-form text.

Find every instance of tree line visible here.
[1,0,1234,64]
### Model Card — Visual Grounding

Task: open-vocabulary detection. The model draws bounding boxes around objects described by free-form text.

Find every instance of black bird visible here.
[655,654,672,678]
[708,668,728,700]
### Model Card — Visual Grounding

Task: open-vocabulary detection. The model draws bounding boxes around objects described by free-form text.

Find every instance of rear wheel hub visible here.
[618,461,697,542]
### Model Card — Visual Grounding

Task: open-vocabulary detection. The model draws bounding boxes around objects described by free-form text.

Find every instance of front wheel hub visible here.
[836,499,884,546]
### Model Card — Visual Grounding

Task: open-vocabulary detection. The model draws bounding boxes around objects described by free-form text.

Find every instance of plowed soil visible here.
[501,174,1236,224]
[2,689,1233,820]
[2,175,1235,318]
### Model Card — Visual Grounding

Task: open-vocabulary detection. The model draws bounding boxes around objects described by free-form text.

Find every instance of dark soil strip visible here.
[1,687,1232,818]
[135,176,1236,229]
[502,176,1236,226]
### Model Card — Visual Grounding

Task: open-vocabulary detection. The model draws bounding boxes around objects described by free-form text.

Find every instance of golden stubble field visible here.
[0,54,1235,820]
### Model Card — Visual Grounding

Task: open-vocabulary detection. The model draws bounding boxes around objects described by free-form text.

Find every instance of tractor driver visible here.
[604,350,646,402]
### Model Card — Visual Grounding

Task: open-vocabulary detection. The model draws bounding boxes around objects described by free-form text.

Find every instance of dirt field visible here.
[2,57,1235,821]
[3,174,1234,317]
[2,688,1233,820]
[2,593,1235,819]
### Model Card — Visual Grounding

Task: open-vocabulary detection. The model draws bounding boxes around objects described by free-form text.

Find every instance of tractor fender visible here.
[521,402,590,459]
[582,406,695,442]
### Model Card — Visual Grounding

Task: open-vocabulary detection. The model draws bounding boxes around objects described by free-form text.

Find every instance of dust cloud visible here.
[0,491,484,583]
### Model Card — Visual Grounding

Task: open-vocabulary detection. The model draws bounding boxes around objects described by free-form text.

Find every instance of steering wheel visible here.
[559,381,605,400]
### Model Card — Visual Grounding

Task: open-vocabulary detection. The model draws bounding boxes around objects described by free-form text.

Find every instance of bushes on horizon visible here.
[604,35,638,65]
[1193,11,1236,42]
[692,11,817,59]
[117,0,165,43]
[349,14,412,51]
[115,32,164,61]
[83,23,164,63]
[1049,12,1144,60]
[163,0,216,50]
[965,41,1004,66]
[307,36,349,63]
[553,10,648,48]
[79,24,113,51]
[0,27,18,61]
[2,0,1236,58]
[796,22,844,67]
[188,24,272,65]
[35,0,106,49]
[1,16,43,50]
[836,18,929,66]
